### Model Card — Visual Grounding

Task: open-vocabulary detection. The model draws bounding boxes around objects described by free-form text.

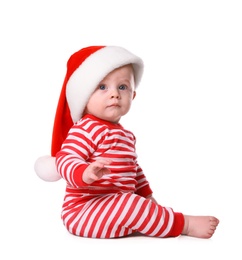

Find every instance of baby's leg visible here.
[182,215,219,238]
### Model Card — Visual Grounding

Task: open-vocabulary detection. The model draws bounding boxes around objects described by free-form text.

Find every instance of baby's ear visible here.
[132,91,136,100]
[34,155,61,182]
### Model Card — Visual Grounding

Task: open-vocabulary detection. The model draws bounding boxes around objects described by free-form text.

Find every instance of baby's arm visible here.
[82,159,112,184]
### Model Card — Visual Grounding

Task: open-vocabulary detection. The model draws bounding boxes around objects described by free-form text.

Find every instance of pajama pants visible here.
[61,191,184,238]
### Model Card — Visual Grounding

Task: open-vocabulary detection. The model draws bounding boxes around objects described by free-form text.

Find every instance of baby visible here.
[35,46,219,238]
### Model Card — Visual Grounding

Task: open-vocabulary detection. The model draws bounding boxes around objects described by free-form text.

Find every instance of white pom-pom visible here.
[34,155,61,182]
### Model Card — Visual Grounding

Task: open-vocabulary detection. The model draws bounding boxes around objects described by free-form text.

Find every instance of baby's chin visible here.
[99,113,122,124]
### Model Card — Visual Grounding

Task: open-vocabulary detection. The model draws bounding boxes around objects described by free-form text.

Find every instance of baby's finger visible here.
[94,158,112,167]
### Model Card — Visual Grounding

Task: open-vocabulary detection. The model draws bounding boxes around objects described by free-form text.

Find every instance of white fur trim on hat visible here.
[66,46,144,123]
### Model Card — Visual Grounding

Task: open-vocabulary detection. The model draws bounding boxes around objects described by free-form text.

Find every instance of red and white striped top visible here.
[56,114,152,197]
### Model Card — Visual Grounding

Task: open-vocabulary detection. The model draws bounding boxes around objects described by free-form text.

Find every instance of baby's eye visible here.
[119,84,127,90]
[99,85,106,90]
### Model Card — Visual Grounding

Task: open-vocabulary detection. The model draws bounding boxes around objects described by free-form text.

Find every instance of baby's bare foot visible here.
[182,215,219,238]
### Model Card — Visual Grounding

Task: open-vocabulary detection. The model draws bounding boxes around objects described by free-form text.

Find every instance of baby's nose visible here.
[110,88,120,98]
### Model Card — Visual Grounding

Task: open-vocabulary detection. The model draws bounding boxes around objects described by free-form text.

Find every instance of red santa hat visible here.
[34,45,144,181]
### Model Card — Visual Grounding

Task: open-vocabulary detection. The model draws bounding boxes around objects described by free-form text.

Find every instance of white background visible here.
[1,0,241,259]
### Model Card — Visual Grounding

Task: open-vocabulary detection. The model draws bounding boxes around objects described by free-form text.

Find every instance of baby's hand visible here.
[82,159,112,184]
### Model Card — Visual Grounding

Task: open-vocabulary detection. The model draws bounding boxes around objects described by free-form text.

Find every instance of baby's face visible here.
[85,64,136,123]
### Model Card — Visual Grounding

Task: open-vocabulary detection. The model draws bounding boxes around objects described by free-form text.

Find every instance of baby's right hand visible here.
[82,159,112,184]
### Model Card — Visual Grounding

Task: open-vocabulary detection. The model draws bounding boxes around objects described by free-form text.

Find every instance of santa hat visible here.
[34,45,144,181]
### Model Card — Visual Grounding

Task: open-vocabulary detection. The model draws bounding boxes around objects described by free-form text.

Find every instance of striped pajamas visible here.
[56,114,184,238]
